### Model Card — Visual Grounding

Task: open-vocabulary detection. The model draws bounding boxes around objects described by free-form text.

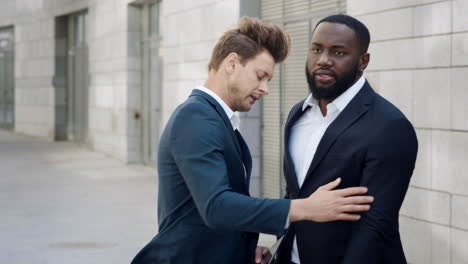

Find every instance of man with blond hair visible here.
[131,17,373,264]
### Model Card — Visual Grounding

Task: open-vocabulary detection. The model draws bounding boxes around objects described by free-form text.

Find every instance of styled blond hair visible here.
[208,17,290,71]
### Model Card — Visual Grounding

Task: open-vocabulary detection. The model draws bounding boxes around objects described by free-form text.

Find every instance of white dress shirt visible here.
[196,86,240,131]
[289,76,366,263]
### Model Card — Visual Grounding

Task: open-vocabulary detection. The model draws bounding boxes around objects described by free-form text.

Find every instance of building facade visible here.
[0,0,467,263]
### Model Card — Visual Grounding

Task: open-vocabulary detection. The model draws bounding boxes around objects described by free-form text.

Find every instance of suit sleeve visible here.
[170,102,290,236]
[341,118,418,264]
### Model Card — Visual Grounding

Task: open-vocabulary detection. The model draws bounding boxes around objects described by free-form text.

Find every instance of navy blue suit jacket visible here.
[277,82,418,264]
[132,89,290,264]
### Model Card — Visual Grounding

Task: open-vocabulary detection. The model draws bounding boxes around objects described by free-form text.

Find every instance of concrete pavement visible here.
[0,129,157,264]
[0,129,275,264]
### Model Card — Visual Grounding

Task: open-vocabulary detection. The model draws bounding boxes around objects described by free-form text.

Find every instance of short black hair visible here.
[314,14,370,54]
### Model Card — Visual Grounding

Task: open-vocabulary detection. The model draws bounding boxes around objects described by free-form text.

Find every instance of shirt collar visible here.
[302,75,366,113]
[196,86,240,130]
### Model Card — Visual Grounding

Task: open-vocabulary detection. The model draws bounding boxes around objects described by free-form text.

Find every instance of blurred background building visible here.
[0,0,467,263]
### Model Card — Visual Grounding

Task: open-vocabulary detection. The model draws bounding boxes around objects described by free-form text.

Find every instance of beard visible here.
[305,63,361,101]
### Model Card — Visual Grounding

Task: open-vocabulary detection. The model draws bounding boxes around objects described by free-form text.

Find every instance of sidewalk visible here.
[0,129,275,264]
[0,130,157,264]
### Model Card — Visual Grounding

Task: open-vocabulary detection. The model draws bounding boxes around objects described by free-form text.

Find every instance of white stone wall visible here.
[160,0,240,125]
[13,1,58,139]
[0,0,259,169]
[349,0,468,263]
[86,0,134,162]
[0,0,144,162]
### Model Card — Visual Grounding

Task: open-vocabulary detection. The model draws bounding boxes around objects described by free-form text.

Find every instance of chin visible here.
[239,105,251,112]
[315,82,334,90]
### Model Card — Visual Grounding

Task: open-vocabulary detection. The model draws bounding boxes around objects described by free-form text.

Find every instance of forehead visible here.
[311,22,358,48]
[245,50,275,74]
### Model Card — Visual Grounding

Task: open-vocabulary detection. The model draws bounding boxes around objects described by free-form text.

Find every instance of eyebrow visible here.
[311,42,347,49]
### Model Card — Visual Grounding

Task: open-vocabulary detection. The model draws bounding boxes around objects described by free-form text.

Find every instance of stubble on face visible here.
[305,62,360,102]
[227,51,274,112]
[227,83,249,112]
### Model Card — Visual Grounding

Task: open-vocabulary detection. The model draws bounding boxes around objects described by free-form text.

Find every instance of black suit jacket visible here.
[132,89,290,264]
[278,81,418,264]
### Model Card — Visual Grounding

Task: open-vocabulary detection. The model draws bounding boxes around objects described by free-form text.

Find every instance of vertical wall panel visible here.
[261,66,282,198]
[0,27,14,129]
[283,21,309,123]
[261,0,283,21]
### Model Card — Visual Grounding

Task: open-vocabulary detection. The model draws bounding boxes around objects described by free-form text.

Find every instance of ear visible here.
[359,53,370,71]
[223,52,240,75]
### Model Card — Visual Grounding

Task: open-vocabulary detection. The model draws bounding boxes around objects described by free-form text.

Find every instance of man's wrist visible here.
[289,199,305,223]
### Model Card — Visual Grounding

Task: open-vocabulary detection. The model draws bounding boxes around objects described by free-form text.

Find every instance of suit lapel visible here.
[235,130,252,191]
[284,100,307,196]
[301,82,375,190]
[189,89,248,193]
[190,89,243,157]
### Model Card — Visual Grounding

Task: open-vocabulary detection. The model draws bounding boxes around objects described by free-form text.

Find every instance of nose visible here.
[259,81,269,95]
[316,51,332,67]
